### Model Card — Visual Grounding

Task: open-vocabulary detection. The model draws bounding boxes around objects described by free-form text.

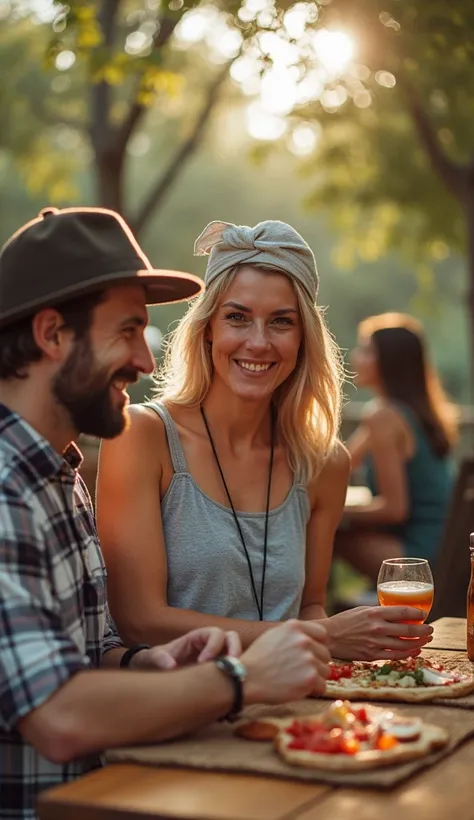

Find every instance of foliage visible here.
[0,9,84,201]
[1,0,318,225]
[295,0,474,270]
[2,1,247,222]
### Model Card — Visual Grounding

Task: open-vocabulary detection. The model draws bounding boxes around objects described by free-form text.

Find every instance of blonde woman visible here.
[97,220,433,660]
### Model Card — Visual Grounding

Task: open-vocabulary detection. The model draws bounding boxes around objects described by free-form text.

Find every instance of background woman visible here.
[97,223,433,660]
[337,312,458,583]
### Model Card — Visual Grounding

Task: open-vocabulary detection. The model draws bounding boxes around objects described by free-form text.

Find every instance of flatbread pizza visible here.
[237,700,448,772]
[324,658,474,702]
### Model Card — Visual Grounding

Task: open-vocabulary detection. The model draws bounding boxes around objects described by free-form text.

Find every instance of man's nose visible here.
[132,338,156,375]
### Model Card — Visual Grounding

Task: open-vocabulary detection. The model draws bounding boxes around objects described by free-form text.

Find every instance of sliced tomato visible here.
[340,736,360,755]
[306,734,342,754]
[288,738,310,750]
[287,721,305,738]
[354,728,370,742]
[287,719,325,738]
[289,726,364,756]
[377,733,399,751]
[353,707,368,723]
[329,663,355,681]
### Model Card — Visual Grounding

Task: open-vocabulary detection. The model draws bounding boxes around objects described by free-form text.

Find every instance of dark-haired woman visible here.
[336,312,458,582]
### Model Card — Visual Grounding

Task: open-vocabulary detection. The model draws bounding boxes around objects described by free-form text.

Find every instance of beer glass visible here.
[377,558,434,624]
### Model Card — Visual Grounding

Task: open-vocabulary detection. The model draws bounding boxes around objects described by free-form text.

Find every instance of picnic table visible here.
[38,618,472,820]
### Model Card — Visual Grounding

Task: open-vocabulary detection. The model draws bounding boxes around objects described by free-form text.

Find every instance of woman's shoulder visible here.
[127,401,201,452]
[129,401,167,437]
[362,398,406,430]
[325,438,351,473]
[100,402,168,460]
[307,439,350,506]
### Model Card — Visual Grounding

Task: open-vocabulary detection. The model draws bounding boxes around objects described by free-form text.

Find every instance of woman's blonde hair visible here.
[155,266,345,484]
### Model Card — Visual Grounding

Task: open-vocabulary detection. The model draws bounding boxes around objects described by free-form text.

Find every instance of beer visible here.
[377,580,434,623]
[467,534,474,660]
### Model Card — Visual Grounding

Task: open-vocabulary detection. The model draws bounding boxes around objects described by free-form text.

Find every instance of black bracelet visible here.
[120,644,151,668]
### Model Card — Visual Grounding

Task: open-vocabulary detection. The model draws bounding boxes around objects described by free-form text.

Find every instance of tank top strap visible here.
[145,402,188,474]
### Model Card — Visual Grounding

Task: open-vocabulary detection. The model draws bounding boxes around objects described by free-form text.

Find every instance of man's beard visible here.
[52,335,138,439]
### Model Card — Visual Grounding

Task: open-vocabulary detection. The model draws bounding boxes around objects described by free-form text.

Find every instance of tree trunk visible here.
[96,152,125,215]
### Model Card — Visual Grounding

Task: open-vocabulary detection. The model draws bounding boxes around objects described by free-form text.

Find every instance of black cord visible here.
[200,405,274,621]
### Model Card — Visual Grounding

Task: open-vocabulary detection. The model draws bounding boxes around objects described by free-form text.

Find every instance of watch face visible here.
[227,657,247,681]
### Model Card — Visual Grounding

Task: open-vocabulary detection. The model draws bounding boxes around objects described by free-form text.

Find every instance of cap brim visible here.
[0,268,203,328]
[135,268,203,304]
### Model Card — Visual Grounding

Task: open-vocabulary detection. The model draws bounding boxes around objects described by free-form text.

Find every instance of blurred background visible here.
[2,0,474,488]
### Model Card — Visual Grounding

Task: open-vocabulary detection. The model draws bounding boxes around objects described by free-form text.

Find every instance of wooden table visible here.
[429,616,467,651]
[38,618,473,820]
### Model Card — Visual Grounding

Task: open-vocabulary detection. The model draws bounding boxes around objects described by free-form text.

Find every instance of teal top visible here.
[364,404,453,562]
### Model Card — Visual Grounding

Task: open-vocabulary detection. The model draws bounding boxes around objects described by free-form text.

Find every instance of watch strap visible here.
[120,644,151,668]
[215,655,245,721]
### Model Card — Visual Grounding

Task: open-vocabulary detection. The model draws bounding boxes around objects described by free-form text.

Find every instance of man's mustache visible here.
[111,368,139,386]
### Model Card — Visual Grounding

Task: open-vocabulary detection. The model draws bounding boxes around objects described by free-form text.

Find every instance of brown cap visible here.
[0,206,203,328]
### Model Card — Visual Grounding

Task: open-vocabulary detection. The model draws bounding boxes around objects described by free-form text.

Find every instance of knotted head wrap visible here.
[194,220,318,301]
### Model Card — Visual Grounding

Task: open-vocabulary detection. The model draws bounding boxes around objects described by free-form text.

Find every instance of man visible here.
[0,206,330,820]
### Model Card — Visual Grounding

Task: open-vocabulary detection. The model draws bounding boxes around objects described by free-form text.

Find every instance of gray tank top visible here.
[148,403,310,622]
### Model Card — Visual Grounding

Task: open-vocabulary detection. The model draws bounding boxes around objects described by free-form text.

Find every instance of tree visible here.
[4,0,305,235]
[288,0,474,386]
[4,0,241,232]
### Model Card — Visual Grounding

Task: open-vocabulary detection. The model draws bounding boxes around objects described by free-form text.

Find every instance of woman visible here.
[97,221,432,660]
[337,312,457,583]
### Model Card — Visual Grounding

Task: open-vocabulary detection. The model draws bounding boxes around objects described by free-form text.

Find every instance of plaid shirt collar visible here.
[0,402,83,478]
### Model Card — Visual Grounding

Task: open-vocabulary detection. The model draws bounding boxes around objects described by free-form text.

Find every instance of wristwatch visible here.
[120,644,151,668]
[215,655,247,721]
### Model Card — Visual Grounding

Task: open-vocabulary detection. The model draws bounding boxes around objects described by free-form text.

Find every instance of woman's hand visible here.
[325,606,433,660]
[135,628,242,670]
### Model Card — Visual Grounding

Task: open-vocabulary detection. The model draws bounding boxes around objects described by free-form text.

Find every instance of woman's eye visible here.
[272,316,294,326]
[224,312,248,322]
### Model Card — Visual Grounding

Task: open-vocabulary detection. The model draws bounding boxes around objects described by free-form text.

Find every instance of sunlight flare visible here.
[312,29,354,74]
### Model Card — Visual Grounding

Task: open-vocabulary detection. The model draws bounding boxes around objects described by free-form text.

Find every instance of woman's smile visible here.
[234,359,277,375]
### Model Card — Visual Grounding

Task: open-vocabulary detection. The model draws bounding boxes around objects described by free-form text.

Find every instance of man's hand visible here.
[242,620,330,704]
[132,627,242,670]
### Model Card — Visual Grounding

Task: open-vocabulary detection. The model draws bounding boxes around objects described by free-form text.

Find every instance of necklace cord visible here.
[200,406,274,621]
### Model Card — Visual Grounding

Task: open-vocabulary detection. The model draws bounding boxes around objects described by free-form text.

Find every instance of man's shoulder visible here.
[0,439,28,495]
[0,438,49,519]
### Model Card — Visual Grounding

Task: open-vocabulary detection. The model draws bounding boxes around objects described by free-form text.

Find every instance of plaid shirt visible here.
[0,404,124,819]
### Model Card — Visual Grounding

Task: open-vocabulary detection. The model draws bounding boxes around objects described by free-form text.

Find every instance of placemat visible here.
[106,699,474,789]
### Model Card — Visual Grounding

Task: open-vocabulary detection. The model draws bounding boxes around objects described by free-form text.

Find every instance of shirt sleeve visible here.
[101,604,124,658]
[0,490,88,731]
[73,475,124,660]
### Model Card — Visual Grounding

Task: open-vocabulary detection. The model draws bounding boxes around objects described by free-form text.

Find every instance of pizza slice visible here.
[237,700,448,772]
[324,657,474,702]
